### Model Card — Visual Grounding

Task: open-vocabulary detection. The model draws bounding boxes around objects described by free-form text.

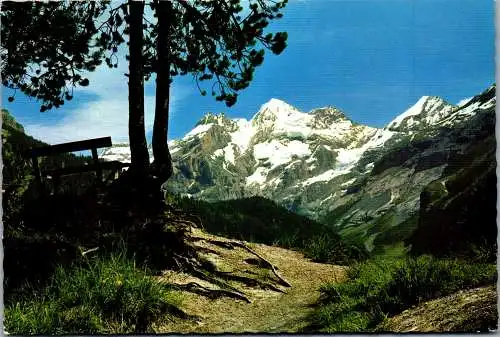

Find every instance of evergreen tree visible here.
[1,0,289,184]
[0,1,111,108]
[148,0,288,182]
[127,0,150,175]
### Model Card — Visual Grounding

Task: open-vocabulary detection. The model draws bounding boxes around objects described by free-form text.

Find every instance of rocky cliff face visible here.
[100,85,496,252]
[322,85,495,252]
[405,93,496,259]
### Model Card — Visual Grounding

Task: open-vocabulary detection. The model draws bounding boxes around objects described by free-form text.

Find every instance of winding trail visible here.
[155,228,346,333]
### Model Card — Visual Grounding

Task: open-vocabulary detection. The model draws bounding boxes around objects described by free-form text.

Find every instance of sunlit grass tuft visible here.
[5,251,182,334]
[308,255,496,332]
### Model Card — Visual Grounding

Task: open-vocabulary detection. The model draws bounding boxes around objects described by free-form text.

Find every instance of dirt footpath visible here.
[155,228,346,333]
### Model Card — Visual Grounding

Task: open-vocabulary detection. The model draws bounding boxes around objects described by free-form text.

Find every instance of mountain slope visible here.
[172,195,366,264]
[405,101,496,259]
[378,286,497,333]
[323,85,496,251]
[100,84,496,253]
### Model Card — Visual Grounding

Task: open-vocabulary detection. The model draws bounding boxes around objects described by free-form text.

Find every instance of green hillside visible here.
[172,194,367,264]
[2,108,95,232]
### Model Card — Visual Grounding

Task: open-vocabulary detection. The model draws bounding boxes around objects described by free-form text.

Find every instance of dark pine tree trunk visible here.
[128,0,150,179]
[151,0,173,184]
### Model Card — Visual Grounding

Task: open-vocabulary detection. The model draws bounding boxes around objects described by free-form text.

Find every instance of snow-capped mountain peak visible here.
[309,106,350,126]
[251,98,302,127]
[258,98,299,115]
[387,96,455,131]
[183,112,238,141]
[196,112,229,126]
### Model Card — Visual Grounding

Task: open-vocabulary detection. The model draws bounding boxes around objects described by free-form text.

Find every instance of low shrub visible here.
[303,233,366,264]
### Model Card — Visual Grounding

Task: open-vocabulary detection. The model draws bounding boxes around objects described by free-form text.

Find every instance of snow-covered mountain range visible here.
[100,84,496,251]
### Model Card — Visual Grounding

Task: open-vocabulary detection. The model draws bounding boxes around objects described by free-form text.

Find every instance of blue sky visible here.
[1,0,495,144]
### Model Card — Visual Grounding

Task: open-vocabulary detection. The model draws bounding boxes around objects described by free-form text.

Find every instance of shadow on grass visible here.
[4,175,197,302]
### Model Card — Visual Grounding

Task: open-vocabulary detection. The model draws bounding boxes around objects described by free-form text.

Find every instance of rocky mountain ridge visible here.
[100,84,496,252]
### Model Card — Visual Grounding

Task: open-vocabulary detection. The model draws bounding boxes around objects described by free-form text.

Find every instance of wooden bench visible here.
[26,136,130,192]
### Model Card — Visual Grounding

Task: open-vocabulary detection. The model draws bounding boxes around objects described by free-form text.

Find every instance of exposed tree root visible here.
[171,282,252,303]
[189,267,250,301]
[168,219,198,230]
[203,238,236,250]
[208,240,292,288]
[215,271,286,294]
[172,253,251,303]
[244,257,268,267]
[233,241,292,287]
[193,237,292,288]
[186,236,204,243]
[195,246,221,256]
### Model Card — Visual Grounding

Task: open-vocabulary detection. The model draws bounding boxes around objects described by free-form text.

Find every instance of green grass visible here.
[302,232,366,263]
[5,251,182,334]
[307,255,497,333]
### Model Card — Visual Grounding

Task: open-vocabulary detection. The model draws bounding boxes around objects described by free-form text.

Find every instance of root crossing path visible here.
[155,228,346,333]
